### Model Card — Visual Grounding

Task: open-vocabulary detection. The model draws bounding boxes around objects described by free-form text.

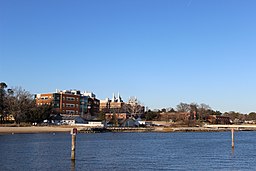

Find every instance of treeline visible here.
[143,102,256,122]
[0,82,52,124]
[142,102,221,121]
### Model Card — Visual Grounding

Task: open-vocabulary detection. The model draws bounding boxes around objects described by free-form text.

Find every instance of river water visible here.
[0,131,256,171]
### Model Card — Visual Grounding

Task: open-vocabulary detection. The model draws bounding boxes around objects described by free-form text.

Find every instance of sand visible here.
[0,126,73,134]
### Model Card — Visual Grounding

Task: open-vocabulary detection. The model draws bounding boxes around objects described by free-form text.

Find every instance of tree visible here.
[109,113,119,126]
[28,104,52,124]
[247,112,256,120]
[126,97,145,116]
[145,110,158,121]
[168,108,176,113]
[1,85,53,125]
[161,108,167,113]
[197,103,211,120]
[4,87,35,124]
[223,111,244,123]
[207,110,222,116]
[176,103,190,113]
[0,82,8,123]
[189,103,198,120]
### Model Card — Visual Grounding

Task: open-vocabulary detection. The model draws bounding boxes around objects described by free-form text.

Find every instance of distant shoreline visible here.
[1,125,256,134]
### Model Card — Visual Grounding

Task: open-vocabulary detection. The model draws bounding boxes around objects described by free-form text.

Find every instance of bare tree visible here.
[176,102,190,113]
[197,103,211,120]
[126,96,145,117]
[5,87,35,124]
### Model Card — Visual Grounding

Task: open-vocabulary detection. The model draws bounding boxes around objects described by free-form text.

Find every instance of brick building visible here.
[100,93,145,122]
[36,90,80,115]
[36,90,100,117]
[100,93,126,113]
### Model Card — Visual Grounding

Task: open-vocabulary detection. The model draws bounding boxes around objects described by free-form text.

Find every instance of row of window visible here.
[62,97,79,101]
[65,110,79,114]
[38,103,80,108]
[39,96,51,100]
[38,96,61,100]
[63,103,79,108]
[38,96,98,105]
[38,103,51,105]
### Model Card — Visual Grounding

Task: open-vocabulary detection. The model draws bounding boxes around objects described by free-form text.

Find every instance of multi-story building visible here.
[36,90,81,115]
[83,92,100,115]
[36,93,61,114]
[58,90,80,115]
[100,93,145,123]
[80,95,88,118]
[36,90,100,117]
[100,93,125,112]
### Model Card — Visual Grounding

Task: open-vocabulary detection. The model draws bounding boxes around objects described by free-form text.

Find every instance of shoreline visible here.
[0,126,72,134]
[1,126,256,134]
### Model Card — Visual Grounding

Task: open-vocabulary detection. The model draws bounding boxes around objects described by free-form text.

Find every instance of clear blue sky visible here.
[1,0,256,113]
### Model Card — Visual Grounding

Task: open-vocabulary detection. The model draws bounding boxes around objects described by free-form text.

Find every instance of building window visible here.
[66,104,75,108]
[41,97,48,100]
[66,110,75,114]
[67,97,75,101]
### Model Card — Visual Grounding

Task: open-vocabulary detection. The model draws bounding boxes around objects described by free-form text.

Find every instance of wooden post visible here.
[231,128,234,149]
[71,128,77,160]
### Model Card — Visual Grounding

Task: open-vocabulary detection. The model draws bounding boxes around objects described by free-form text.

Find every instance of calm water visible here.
[0,131,256,171]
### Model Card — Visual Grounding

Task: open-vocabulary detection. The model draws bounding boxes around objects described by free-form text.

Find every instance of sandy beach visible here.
[2,124,256,134]
[0,126,74,134]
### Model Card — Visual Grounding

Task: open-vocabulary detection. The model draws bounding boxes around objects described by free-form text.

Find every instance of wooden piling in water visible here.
[231,128,234,148]
[71,128,77,160]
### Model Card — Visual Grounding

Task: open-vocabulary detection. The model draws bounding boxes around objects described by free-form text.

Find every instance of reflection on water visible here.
[0,132,256,171]
[231,146,235,156]
[71,160,75,171]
